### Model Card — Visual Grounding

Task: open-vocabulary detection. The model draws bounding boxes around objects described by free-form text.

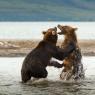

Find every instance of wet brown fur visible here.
[58,25,82,79]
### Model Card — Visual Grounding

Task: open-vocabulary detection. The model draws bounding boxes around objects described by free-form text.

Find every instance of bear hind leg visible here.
[21,70,32,83]
[32,68,48,79]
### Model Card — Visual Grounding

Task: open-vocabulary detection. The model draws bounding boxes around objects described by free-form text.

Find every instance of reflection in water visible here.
[0,57,95,95]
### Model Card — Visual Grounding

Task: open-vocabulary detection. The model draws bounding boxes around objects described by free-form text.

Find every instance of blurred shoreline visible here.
[0,39,95,57]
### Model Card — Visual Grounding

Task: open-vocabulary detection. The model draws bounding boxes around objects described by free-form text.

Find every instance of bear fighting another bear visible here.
[58,24,85,80]
[21,27,75,83]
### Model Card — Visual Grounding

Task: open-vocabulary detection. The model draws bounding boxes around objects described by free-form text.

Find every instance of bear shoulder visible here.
[36,40,46,48]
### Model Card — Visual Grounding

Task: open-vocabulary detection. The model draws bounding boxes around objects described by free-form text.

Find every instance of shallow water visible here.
[0,22,95,40]
[0,56,95,95]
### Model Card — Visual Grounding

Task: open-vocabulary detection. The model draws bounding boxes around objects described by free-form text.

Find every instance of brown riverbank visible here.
[0,39,95,57]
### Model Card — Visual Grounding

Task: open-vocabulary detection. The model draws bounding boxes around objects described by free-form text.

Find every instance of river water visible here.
[0,56,95,95]
[0,22,95,40]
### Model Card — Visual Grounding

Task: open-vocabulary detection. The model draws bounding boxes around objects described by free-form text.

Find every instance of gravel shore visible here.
[0,39,95,57]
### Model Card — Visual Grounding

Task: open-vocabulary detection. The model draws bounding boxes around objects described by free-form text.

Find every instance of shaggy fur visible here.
[21,27,75,83]
[58,24,85,80]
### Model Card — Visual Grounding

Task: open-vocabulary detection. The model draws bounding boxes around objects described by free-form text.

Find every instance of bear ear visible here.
[57,24,61,28]
[42,31,46,35]
[74,28,78,31]
[54,27,57,31]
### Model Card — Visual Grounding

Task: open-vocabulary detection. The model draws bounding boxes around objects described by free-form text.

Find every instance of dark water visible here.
[0,57,95,95]
[0,0,95,21]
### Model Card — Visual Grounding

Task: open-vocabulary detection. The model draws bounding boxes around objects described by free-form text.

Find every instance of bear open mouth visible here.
[57,32,63,35]
[57,25,65,35]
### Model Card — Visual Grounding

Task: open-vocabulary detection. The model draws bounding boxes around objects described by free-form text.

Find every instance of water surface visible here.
[0,57,95,95]
[0,22,95,40]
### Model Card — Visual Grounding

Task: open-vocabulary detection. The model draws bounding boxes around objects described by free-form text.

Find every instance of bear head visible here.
[57,24,77,35]
[42,27,58,45]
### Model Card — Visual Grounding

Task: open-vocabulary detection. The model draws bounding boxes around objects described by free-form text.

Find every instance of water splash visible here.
[60,63,85,81]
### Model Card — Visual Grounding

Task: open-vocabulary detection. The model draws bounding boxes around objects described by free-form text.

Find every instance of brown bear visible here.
[21,27,75,83]
[57,24,85,80]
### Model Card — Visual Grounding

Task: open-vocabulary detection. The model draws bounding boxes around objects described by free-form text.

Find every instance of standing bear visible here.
[57,24,85,80]
[21,27,75,83]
